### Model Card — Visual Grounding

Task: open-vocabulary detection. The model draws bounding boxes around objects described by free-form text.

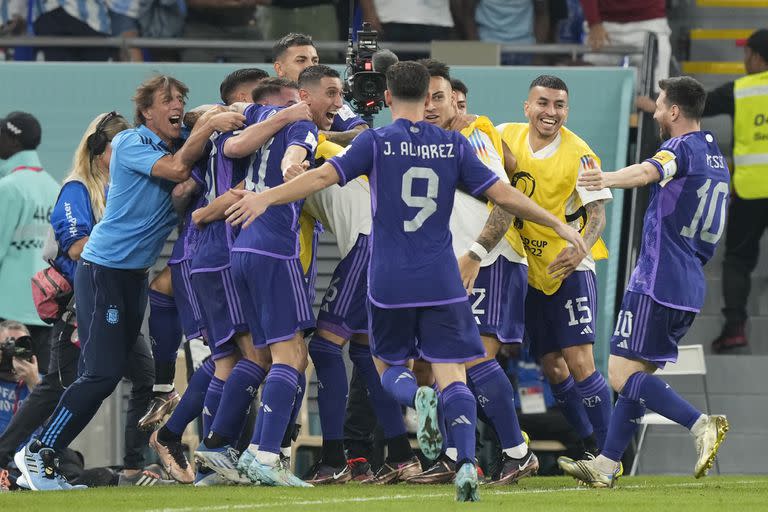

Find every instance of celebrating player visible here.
[560,76,730,487]
[225,61,586,501]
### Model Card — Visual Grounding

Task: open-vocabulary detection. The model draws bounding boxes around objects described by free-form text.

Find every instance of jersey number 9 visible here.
[401,166,439,232]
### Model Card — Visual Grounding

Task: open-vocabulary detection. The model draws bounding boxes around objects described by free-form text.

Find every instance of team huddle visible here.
[14,33,731,502]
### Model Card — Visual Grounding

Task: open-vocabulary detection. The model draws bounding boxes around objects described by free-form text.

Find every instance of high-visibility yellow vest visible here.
[498,123,609,295]
[733,70,768,199]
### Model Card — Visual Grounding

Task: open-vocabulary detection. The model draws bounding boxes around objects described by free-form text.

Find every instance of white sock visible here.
[502,442,528,459]
[594,454,619,475]
[690,414,708,437]
[247,444,259,454]
[153,384,174,393]
[445,448,458,462]
[280,446,292,458]
[256,450,280,466]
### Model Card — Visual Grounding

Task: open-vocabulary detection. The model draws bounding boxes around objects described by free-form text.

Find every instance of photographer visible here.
[0,321,39,439]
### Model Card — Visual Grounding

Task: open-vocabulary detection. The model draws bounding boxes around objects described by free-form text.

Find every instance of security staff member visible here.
[14,75,245,491]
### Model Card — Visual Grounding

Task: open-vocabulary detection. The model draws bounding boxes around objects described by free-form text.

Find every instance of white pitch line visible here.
[145,479,765,512]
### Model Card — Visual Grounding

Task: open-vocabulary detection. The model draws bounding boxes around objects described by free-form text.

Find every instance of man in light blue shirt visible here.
[15,74,246,491]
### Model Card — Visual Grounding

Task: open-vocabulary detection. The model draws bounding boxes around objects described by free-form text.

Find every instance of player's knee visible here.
[270,335,307,369]
[149,266,173,295]
[563,346,596,381]
[541,354,569,383]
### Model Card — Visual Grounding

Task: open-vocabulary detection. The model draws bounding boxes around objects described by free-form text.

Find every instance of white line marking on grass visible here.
[146,479,765,512]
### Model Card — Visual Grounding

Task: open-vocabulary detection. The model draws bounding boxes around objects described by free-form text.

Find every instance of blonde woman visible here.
[2,113,169,487]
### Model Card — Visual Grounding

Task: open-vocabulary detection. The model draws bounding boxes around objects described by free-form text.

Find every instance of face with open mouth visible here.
[143,85,186,145]
[524,86,569,143]
[301,77,344,131]
[424,76,457,130]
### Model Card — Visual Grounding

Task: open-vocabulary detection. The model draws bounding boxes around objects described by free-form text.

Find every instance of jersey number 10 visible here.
[680,178,728,244]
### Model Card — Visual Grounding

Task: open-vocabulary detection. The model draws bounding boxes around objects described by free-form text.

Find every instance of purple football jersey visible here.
[168,157,206,264]
[232,107,318,258]
[329,119,499,308]
[628,131,730,311]
[330,104,368,132]
[190,131,249,271]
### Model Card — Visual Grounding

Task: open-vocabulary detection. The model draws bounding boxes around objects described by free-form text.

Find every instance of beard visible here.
[659,123,672,141]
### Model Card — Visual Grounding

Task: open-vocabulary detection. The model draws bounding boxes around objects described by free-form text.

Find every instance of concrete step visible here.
[689,29,753,62]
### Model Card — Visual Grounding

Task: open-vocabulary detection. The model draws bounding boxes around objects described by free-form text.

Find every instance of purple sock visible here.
[575,371,613,449]
[202,376,225,438]
[210,359,267,442]
[165,358,215,436]
[259,364,300,454]
[441,382,477,465]
[148,290,183,387]
[309,336,347,441]
[624,372,702,429]
[348,343,407,438]
[601,395,646,462]
[551,375,593,439]
[467,360,525,449]
[381,366,418,408]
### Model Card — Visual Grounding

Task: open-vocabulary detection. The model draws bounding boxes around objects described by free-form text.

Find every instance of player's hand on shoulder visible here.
[448,114,478,132]
[226,189,267,229]
[191,207,207,227]
[547,245,582,280]
[172,178,198,199]
[577,169,607,191]
[458,253,482,295]
[208,111,246,133]
[282,101,312,124]
[283,161,310,182]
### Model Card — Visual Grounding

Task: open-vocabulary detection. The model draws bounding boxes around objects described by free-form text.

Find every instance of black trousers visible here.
[722,196,768,330]
[344,367,383,467]
[0,318,154,469]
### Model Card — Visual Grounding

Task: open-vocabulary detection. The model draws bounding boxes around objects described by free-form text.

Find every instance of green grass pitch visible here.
[3,476,768,512]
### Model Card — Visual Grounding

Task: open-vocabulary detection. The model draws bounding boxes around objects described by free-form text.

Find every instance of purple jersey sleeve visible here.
[328,129,374,185]
[330,104,368,132]
[644,137,690,181]
[244,104,264,125]
[456,134,500,196]
[285,120,319,156]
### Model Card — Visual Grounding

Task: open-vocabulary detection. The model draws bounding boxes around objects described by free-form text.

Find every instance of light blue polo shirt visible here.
[82,125,178,269]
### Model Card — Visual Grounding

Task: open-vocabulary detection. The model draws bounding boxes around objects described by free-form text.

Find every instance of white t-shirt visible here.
[521,131,613,272]
[303,177,372,259]
[449,127,526,267]
[373,0,453,27]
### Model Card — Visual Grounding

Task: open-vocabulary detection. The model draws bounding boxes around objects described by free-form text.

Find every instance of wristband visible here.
[469,242,488,260]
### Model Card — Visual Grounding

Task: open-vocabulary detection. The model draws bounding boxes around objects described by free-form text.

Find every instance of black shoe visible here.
[489,450,539,485]
[347,458,373,481]
[304,460,352,485]
[361,456,421,485]
[405,454,456,484]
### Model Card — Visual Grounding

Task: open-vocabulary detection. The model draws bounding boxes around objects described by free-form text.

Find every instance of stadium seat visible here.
[630,344,717,476]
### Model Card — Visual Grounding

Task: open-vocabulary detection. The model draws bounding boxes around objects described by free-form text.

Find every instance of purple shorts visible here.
[316,234,369,340]
[169,260,205,340]
[610,291,696,368]
[231,251,315,346]
[190,266,249,352]
[525,270,598,358]
[367,299,485,365]
[473,258,526,344]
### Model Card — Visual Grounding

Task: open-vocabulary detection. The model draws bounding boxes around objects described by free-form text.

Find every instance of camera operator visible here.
[0,321,39,436]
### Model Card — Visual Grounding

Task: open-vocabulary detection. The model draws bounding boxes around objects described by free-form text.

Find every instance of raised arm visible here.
[225,163,340,229]
[192,180,245,226]
[224,102,312,158]
[319,124,367,147]
[578,161,661,190]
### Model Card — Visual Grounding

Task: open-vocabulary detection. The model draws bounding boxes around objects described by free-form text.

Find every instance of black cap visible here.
[0,111,41,150]
[742,29,768,63]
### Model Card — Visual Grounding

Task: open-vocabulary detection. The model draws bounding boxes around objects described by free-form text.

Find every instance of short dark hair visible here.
[273,32,315,61]
[529,74,569,94]
[658,76,707,120]
[133,75,189,126]
[386,61,430,101]
[251,77,299,104]
[417,58,451,82]
[220,68,269,104]
[298,65,340,89]
[451,78,468,96]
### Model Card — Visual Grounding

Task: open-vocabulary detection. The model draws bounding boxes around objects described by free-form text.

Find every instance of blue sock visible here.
[575,371,613,449]
[309,336,347,441]
[210,359,266,442]
[259,364,300,454]
[148,290,183,387]
[348,343,407,438]
[441,382,477,465]
[601,395,646,462]
[202,377,225,439]
[381,366,418,408]
[467,360,525,449]
[551,375,594,439]
[624,372,702,429]
[165,358,214,436]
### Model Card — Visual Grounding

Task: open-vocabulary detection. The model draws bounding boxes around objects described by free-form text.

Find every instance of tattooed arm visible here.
[547,199,607,280]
